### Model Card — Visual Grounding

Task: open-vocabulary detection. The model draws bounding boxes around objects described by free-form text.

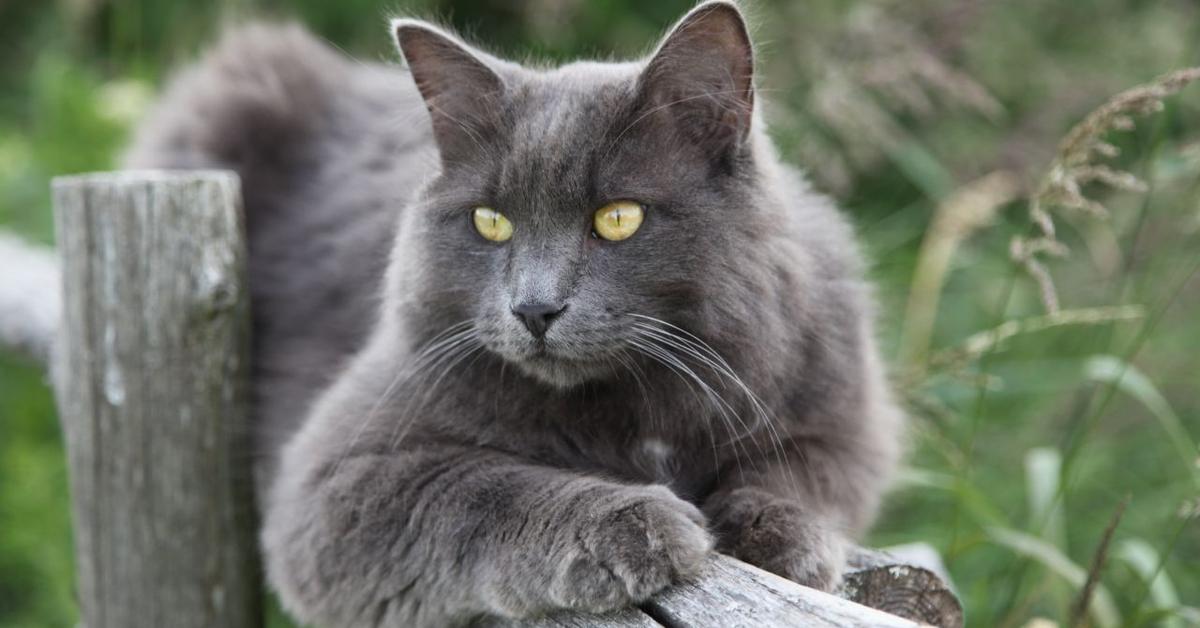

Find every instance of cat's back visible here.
[124,23,437,477]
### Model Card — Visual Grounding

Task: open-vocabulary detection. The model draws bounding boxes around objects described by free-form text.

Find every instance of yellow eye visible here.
[472,207,513,242]
[593,201,645,241]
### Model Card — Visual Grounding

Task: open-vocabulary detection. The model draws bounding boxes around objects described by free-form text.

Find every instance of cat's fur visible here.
[125,3,903,626]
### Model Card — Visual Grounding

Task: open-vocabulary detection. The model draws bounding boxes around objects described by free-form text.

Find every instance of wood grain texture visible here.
[478,607,663,627]
[482,552,941,627]
[841,547,964,628]
[52,171,261,628]
[640,554,920,628]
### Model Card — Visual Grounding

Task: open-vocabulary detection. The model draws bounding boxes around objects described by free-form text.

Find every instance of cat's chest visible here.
[634,436,679,483]
[469,377,725,498]
[540,410,716,498]
[585,432,708,496]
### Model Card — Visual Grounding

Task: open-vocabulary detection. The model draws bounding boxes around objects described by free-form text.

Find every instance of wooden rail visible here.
[486,553,940,627]
[34,171,962,628]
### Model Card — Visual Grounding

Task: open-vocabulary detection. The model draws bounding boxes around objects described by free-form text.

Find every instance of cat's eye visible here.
[592,201,644,241]
[472,207,513,242]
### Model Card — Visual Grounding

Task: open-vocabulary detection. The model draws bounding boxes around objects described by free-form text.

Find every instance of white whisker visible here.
[329,321,477,476]
[629,314,801,497]
[628,332,759,479]
[385,330,484,451]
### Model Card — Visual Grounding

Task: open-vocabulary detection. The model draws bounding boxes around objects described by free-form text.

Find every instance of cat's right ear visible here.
[392,20,505,163]
[637,2,755,158]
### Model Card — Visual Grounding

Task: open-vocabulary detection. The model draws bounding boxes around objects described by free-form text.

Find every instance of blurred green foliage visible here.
[1,0,1198,626]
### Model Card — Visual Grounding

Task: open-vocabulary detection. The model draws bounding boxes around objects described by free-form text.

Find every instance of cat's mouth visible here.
[516,358,608,388]
[524,345,593,368]
[505,342,615,388]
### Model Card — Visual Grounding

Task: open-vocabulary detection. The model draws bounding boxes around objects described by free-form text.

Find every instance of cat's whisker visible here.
[329,322,477,477]
[625,335,741,479]
[381,339,478,452]
[384,329,485,451]
[624,341,720,473]
[633,331,792,499]
[386,345,483,452]
[614,348,658,434]
[632,322,774,433]
[627,331,760,478]
[640,334,762,478]
[630,316,801,498]
[635,321,800,496]
[631,328,749,435]
[611,347,668,454]
[493,358,508,420]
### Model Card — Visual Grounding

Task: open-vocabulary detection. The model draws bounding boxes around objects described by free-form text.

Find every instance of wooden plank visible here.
[474,549,959,627]
[479,607,663,627]
[52,171,261,628]
[641,554,919,628]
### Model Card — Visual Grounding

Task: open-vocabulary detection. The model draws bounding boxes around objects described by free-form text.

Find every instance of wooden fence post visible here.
[51,171,261,628]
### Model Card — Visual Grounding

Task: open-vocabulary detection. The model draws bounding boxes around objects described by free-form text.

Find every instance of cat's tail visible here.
[123,22,345,183]
[124,24,419,499]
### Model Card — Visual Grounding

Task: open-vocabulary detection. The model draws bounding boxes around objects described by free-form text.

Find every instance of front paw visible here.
[551,485,713,613]
[707,488,846,591]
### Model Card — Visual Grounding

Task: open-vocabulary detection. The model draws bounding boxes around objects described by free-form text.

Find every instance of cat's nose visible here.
[512,302,566,338]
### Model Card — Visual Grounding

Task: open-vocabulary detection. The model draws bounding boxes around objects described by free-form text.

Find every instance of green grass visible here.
[1,1,1197,626]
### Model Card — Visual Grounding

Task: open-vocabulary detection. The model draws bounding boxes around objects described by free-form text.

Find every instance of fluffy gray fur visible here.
[125,2,903,626]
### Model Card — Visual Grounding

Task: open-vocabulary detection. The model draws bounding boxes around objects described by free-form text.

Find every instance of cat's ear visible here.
[392,20,505,162]
[638,1,755,155]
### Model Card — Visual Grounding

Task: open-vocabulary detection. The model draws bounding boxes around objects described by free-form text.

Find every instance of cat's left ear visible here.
[392,19,506,164]
[638,1,755,154]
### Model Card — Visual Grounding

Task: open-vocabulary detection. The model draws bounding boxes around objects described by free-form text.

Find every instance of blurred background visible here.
[1,0,1198,626]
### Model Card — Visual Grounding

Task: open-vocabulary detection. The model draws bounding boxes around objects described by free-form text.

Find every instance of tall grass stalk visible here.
[898,170,1021,371]
[903,65,1200,627]
[1068,495,1129,628]
[1013,67,1200,313]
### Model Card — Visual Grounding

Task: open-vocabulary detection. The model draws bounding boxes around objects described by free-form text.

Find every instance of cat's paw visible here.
[707,487,846,591]
[551,485,712,613]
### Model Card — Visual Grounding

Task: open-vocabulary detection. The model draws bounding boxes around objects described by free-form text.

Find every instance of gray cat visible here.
[125,2,903,626]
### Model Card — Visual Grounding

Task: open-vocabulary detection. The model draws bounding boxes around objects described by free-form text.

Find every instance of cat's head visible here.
[392,2,773,388]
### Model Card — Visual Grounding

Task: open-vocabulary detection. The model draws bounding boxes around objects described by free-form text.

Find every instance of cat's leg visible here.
[262,445,712,627]
[702,431,893,591]
[702,322,903,591]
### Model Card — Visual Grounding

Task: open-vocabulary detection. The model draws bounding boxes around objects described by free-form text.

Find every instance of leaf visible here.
[1024,447,1065,546]
[1083,355,1200,487]
[986,527,1121,628]
[1116,538,1182,628]
[899,467,1010,527]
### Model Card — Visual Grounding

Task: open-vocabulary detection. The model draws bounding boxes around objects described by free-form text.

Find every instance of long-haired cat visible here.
[126,2,903,625]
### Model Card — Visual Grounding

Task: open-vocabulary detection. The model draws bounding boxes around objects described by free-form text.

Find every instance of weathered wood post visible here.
[51,171,261,628]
